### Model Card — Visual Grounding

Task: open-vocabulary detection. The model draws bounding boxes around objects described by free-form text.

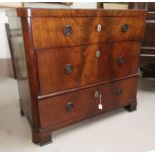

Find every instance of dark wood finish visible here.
[32,129,52,146]
[37,42,140,95]
[111,41,140,79]
[32,17,145,49]
[37,44,110,95]
[124,100,137,112]
[17,8,146,17]
[129,2,155,77]
[7,8,146,146]
[39,77,137,129]
[39,86,100,128]
[5,23,17,79]
[20,17,40,129]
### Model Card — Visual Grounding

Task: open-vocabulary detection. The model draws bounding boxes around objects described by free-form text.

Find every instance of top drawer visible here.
[32,17,145,49]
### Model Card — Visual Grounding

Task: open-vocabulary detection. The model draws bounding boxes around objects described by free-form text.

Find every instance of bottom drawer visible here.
[38,77,138,128]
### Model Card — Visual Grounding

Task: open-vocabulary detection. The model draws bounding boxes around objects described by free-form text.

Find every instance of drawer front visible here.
[37,44,111,95]
[39,87,100,128]
[37,42,140,95]
[39,77,138,128]
[32,17,145,49]
[111,41,141,78]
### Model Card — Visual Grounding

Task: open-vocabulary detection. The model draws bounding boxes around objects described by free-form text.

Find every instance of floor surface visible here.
[0,77,155,152]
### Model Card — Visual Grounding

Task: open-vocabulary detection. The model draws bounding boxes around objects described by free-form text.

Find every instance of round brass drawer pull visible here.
[117,56,125,65]
[64,25,72,36]
[66,102,74,112]
[64,64,73,74]
[96,50,101,58]
[122,24,129,32]
[115,88,123,96]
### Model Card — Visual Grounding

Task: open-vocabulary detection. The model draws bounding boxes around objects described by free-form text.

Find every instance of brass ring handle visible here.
[64,25,72,36]
[66,102,74,112]
[115,88,123,96]
[122,24,129,32]
[64,64,73,74]
[117,56,125,65]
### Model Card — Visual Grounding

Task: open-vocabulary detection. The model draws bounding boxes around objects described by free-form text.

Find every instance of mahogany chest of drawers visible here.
[7,8,146,146]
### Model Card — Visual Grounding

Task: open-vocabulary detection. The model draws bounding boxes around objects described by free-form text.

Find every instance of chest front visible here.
[11,8,146,146]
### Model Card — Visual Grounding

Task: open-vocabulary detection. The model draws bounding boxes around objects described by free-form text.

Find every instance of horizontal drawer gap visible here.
[35,40,142,51]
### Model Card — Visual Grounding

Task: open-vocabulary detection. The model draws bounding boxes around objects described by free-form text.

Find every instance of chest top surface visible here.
[16,8,146,17]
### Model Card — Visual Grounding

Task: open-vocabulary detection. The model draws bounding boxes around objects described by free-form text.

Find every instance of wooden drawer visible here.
[37,44,111,95]
[37,42,140,95]
[39,77,138,128]
[32,17,145,49]
[39,86,100,128]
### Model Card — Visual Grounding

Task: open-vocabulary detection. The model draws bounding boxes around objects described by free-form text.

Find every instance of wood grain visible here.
[17,8,146,17]
[32,17,145,49]
[7,8,146,145]
[39,77,138,129]
[37,42,140,95]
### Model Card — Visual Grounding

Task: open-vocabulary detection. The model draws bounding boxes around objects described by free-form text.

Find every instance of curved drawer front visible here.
[37,44,111,95]
[39,77,138,129]
[32,17,145,49]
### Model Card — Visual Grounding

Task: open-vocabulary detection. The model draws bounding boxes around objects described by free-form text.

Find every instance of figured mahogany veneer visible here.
[7,8,146,146]
[39,77,138,129]
[37,42,140,95]
[32,17,145,49]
